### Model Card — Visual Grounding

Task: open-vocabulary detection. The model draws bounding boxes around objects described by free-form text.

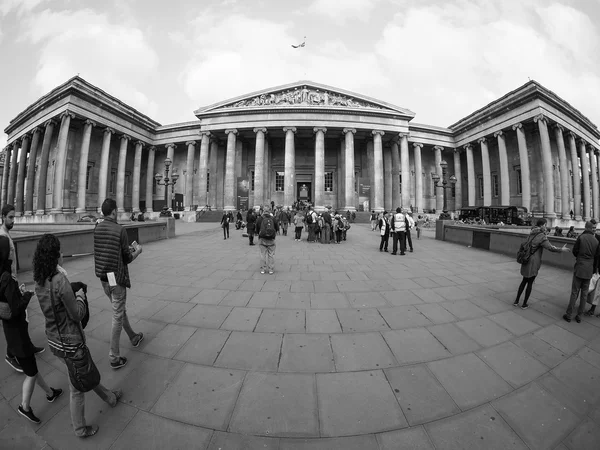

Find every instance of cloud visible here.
[0,0,47,17]
[306,0,382,24]
[20,8,160,118]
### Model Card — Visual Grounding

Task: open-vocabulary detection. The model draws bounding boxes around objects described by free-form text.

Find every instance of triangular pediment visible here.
[194,81,415,118]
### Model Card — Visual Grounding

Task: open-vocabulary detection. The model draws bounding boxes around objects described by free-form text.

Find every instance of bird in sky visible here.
[292,36,306,48]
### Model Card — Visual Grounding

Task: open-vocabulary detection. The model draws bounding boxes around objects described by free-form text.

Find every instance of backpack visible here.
[259,215,276,239]
[306,213,313,225]
[516,235,537,264]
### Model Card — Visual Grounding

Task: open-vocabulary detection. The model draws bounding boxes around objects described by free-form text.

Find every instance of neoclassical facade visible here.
[2,77,600,223]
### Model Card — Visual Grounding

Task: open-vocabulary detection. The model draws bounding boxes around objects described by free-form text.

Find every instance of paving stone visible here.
[579,346,600,370]
[431,286,471,301]
[157,286,202,303]
[277,292,311,309]
[317,370,407,436]
[238,279,266,292]
[279,435,379,450]
[564,419,600,450]
[478,341,548,387]
[336,280,372,292]
[248,291,279,307]
[411,288,446,303]
[219,290,253,306]
[309,293,349,309]
[152,364,244,430]
[346,292,388,307]
[413,277,440,288]
[306,310,342,333]
[535,324,587,355]
[207,431,280,450]
[279,334,335,372]
[262,280,292,292]
[376,426,435,450]
[177,304,232,328]
[0,419,49,450]
[455,317,514,347]
[380,289,424,306]
[128,298,169,319]
[220,307,262,331]
[383,328,450,364]
[428,353,512,410]
[336,308,389,332]
[255,309,305,333]
[426,404,527,450]
[110,410,212,450]
[150,302,194,323]
[538,373,594,417]
[551,356,600,403]
[215,331,282,371]
[556,319,600,341]
[190,288,230,304]
[467,295,514,314]
[313,280,341,293]
[440,299,488,320]
[133,282,170,299]
[493,383,580,450]
[216,279,244,290]
[488,310,540,335]
[513,334,567,368]
[331,332,397,371]
[174,328,230,365]
[229,372,318,437]
[379,306,433,329]
[416,304,457,324]
[427,323,481,355]
[385,365,460,425]
[142,323,196,358]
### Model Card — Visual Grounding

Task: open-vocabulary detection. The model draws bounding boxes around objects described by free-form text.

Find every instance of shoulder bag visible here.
[49,276,100,392]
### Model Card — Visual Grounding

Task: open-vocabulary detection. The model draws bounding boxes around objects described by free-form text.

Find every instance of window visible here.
[324,172,333,191]
[251,171,255,191]
[516,168,522,195]
[207,172,210,192]
[109,170,116,194]
[275,171,284,191]
[492,173,499,197]
[478,175,484,198]
[85,164,93,190]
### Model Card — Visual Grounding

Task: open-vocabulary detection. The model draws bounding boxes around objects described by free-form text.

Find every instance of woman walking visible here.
[34,234,122,438]
[293,211,304,241]
[514,218,570,309]
[0,235,62,424]
[220,211,230,239]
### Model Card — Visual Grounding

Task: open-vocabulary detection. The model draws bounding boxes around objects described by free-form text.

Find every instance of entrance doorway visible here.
[297,182,312,204]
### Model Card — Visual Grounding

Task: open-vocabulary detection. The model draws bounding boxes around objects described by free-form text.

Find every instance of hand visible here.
[562,246,571,252]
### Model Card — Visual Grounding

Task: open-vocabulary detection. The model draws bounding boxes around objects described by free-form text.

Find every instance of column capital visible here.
[463,143,473,151]
[60,111,75,121]
[566,130,578,140]
[553,123,565,133]
[343,128,356,135]
[12,140,21,148]
[84,119,96,128]
[493,130,504,138]
[413,142,423,149]
[594,148,600,156]
[577,138,588,148]
[533,114,547,124]
[372,130,385,137]
[397,132,409,140]
[225,129,238,135]
[165,143,177,149]
[103,127,114,136]
[313,127,327,134]
[477,137,487,144]
[135,141,146,148]
[30,126,41,136]
[199,131,211,138]
[148,146,156,152]
[44,119,57,128]
[185,141,196,146]
[512,123,523,131]
[453,148,462,154]
[253,128,267,134]
[283,127,297,134]
[121,134,131,142]
[433,145,444,152]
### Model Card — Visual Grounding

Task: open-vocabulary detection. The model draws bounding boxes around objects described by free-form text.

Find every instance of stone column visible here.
[494,130,510,205]
[132,141,144,213]
[196,133,210,210]
[165,143,176,209]
[478,138,492,206]
[513,123,531,211]
[184,141,195,211]
[399,134,411,209]
[314,127,327,211]
[1,145,11,207]
[76,119,95,213]
[554,126,570,218]
[208,139,218,208]
[97,127,113,212]
[591,146,599,220]
[283,127,296,210]
[36,119,56,214]
[338,138,345,209]
[567,131,581,220]
[15,135,30,214]
[534,115,556,218]
[145,146,155,213]
[372,130,384,213]
[24,127,41,215]
[453,149,462,210]
[254,128,267,208]
[464,143,476,206]
[115,135,130,213]
[390,140,400,210]
[433,146,444,211]
[344,128,356,211]
[384,145,392,210]
[51,111,74,214]
[7,140,19,206]
[413,143,423,212]
[224,129,237,211]
[580,139,591,220]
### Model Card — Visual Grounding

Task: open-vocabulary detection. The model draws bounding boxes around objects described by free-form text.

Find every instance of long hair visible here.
[33,234,61,285]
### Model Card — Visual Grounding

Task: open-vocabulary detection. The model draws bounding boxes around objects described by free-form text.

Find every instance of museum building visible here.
[2,76,600,223]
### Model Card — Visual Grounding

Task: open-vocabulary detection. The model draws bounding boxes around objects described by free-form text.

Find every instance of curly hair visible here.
[33,233,61,285]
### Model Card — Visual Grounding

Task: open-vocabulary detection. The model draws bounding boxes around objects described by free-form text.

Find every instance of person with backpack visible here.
[256,206,279,274]
[293,210,304,241]
[334,214,344,244]
[220,211,230,240]
[306,208,317,242]
[246,209,257,245]
[513,218,570,309]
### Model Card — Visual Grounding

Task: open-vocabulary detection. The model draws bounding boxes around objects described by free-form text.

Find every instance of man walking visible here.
[246,209,256,245]
[370,210,377,231]
[390,207,407,255]
[405,211,415,252]
[256,206,279,274]
[1,205,44,372]
[564,220,600,323]
[379,211,390,252]
[306,208,317,242]
[322,208,332,244]
[94,199,144,369]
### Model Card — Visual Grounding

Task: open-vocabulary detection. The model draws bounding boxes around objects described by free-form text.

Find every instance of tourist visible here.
[342,216,349,240]
[293,210,304,241]
[1,204,44,373]
[94,199,144,370]
[0,235,62,425]
[220,211,230,239]
[34,233,121,437]
[514,218,570,309]
[306,208,317,242]
[246,209,256,245]
[415,215,425,239]
[316,214,323,242]
[405,210,415,252]
[256,205,279,274]
[554,226,564,237]
[334,214,344,244]
[370,210,377,231]
[235,210,243,230]
[390,207,407,255]
[563,221,599,323]
[379,211,390,252]
[566,226,578,238]
[280,208,290,236]
[321,208,332,244]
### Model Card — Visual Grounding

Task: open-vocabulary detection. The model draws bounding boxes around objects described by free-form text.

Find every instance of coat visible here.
[520,227,562,278]
[572,230,600,279]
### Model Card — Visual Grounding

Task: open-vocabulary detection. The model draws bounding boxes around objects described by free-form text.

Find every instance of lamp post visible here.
[154,158,179,210]
[431,160,457,219]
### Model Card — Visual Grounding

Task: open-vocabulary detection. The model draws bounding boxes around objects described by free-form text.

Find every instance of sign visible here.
[237,177,249,210]
[358,177,370,211]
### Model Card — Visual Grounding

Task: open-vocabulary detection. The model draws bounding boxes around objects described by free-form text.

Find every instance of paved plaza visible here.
[1,222,600,449]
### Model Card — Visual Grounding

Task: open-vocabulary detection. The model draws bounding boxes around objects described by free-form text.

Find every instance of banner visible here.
[237,177,249,210]
[358,177,370,211]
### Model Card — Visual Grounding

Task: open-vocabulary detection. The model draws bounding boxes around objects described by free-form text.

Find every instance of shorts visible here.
[16,354,38,377]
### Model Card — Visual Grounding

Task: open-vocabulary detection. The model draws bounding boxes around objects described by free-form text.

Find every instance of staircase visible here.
[195,210,224,222]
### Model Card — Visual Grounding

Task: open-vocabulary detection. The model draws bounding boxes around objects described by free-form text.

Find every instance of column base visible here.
[118,208,126,213]
[343,206,357,212]
[575,215,583,221]
[224,205,235,211]
[133,208,141,214]
[35,209,46,215]
[75,208,86,214]
[374,208,384,213]
[23,211,32,217]
[543,212,557,219]
[146,208,153,213]
[49,208,62,215]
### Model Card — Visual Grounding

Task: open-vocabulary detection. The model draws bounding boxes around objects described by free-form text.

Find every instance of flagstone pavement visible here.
[1,222,600,450]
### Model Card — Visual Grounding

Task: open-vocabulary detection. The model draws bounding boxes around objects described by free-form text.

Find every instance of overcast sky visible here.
[1,0,599,149]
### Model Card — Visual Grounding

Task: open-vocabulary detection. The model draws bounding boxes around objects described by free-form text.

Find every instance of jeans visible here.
[335,230,342,243]
[392,231,406,254]
[101,282,137,363]
[282,223,288,236]
[566,275,591,318]
[308,224,317,241]
[295,226,303,240]
[406,230,413,250]
[371,220,377,231]
[322,223,331,244]
[379,234,389,250]
[248,231,254,245]
[222,223,229,239]
[259,238,276,271]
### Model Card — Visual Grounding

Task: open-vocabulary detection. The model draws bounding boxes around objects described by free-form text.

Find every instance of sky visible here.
[1,0,599,149]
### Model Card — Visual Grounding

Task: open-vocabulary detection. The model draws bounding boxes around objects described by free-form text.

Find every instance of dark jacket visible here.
[94,216,134,288]
[322,211,332,225]
[572,230,600,279]
[520,227,562,278]
[246,211,256,233]
[256,213,279,240]
[1,269,34,358]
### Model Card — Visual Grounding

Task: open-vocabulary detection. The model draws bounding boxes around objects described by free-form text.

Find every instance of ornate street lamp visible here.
[432,160,457,219]
[154,158,179,210]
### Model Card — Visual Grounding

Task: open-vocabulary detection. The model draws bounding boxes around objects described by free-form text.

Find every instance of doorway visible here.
[297,182,312,203]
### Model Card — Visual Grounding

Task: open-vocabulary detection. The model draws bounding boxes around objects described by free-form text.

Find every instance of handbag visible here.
[49,275,100,392]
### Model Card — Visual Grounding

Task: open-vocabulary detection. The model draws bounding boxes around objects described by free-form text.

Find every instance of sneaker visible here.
[77,424,99,438]
[111,389,123,407]
[563,314,571,323]
[33,346,45,355]
[260,270,266,274]
[513,301,519,307]
[521,304,529,310]
[110,357,128,370]
[18,405,40,424]
[268,270,274,274]
[46,387,63,403]
[5,355,23,373]
[131,333,144,348]
[575,315,581,323]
